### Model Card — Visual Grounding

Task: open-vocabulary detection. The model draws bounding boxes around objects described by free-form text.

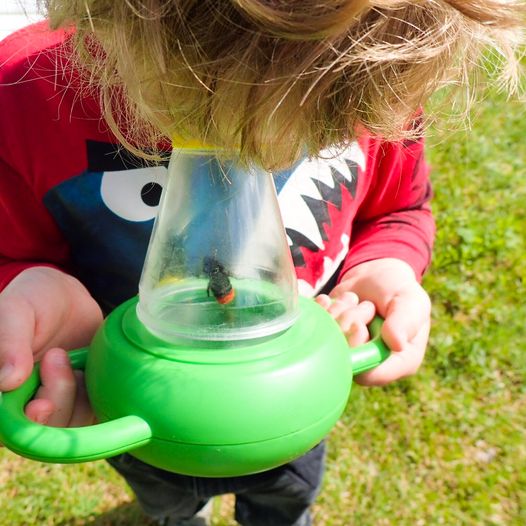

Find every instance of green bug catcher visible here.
[0,146,389,477]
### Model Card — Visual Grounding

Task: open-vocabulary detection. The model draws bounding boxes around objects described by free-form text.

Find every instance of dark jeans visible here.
[107,441,325,526]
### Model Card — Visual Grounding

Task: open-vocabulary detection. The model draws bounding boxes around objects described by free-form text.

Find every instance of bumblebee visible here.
[203,256,235,305]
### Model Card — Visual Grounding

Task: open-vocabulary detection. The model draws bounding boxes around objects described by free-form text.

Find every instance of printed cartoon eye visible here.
[100,166,167,222]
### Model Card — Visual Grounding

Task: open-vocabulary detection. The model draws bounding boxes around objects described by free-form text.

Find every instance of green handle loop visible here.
[349,317,390,376]
[0,348,152,463]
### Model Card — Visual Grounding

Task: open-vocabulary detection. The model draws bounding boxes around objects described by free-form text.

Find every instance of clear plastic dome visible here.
[137,149,299,342]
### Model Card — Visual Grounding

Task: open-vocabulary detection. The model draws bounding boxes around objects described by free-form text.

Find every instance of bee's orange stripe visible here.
[217,289,235,305]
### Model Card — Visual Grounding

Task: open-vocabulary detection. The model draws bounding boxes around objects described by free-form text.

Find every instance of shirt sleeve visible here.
[0,156,70,291]
[340,135,435,282]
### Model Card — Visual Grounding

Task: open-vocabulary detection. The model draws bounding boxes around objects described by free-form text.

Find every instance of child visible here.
[0,2,522,525]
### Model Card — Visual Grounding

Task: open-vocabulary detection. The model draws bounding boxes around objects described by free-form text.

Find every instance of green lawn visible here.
[1,91,525,525]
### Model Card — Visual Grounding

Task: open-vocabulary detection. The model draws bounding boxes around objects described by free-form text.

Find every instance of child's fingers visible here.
[325,291,360,318]
[0,297,36,392]
[346,322,371,348]
[315,294,332,309]
[335,300,375,329]
[316,293,376,347]
[68,371,96,427]
[28,348,77,427]
[24,398,55,425]
[335,300,376,347]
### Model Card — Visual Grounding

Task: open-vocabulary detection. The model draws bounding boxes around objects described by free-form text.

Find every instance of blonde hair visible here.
[44,0,525,169]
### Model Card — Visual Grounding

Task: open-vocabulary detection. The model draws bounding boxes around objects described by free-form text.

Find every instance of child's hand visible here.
[315,292,376,348]
[319,258,431,386]
[0,267,103,426]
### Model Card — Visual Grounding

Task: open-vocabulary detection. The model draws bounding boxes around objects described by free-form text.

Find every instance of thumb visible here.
[380,285,431,353]
[0,297,36,391]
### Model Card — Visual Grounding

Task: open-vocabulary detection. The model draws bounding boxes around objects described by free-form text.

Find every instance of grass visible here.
[1,90,525,525]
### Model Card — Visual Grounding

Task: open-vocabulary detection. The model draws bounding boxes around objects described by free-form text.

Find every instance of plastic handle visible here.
[349,317,390,376]
[0,348,152,463]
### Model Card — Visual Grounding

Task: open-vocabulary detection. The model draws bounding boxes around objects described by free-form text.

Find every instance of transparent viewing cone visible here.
[137,148,299,342]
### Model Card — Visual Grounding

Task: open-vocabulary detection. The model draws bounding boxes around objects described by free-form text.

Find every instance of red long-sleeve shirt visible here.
[0,22,435,311]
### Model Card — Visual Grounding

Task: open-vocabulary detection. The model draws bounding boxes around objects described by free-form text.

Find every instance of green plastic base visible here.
[86,296,352,476]
[0,296,389,476]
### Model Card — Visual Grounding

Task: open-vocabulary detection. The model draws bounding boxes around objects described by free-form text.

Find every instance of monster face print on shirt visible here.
[277,144,364,297]
[43,140,168,312]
